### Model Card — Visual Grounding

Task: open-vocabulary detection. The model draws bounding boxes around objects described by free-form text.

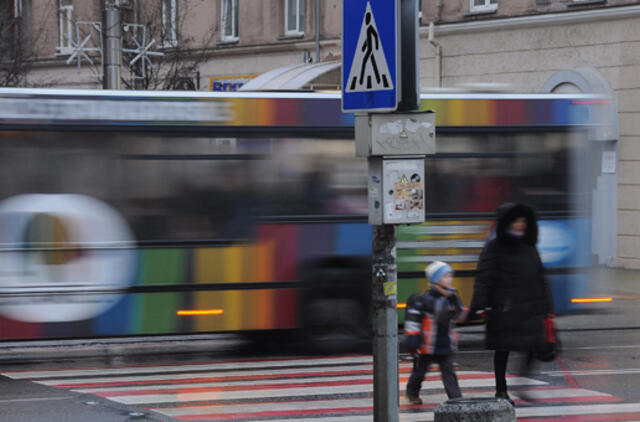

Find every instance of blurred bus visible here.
[0,89,608,350]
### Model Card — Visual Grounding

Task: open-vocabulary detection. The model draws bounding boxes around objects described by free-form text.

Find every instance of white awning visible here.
[238,61,341,91]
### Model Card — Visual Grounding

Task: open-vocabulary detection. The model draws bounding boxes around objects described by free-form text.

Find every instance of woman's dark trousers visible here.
[406,354,462,399]
[494,350,535,393]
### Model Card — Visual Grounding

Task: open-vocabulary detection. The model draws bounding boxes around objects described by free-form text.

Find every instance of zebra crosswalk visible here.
[3,354,640,421]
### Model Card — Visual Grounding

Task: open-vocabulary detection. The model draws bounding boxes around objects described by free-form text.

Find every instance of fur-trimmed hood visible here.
[495,203,538,246]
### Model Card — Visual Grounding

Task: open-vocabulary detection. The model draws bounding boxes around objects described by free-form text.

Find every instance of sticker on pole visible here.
[342,0,398,113]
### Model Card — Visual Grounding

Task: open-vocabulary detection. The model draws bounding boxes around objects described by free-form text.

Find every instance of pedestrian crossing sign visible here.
[342,0,399,113]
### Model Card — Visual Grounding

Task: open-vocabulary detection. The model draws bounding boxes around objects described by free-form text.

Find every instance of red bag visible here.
[544,313,556,343]
[537,313,560,362]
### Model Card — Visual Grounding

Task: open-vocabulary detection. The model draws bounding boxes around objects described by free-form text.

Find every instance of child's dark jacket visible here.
[405,285,466,355]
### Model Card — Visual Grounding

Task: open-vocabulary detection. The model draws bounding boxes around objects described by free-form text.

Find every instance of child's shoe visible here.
[406,393,423,405]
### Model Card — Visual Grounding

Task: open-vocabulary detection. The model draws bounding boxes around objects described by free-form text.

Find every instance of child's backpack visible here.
[404,293,423,352]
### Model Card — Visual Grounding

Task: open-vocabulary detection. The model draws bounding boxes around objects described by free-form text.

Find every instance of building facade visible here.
[6,0,640,268]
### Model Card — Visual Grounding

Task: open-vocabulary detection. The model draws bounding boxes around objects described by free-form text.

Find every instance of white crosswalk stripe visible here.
[1,355,634,421]
[1,355,374,380]
[70,373,530,395]
[33,364,383,387]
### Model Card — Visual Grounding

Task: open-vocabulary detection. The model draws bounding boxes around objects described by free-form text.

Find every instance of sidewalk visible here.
[0,334,246,363]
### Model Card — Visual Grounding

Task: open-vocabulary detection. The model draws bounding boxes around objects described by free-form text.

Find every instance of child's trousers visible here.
[406,353,462,399]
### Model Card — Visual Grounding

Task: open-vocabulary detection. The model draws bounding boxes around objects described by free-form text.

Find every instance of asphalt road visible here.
[458,327,640,402]
[0,323,638,421]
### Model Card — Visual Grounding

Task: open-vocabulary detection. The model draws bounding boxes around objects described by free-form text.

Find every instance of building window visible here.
[470,0,497,13]
[57,0,73,54]
[285,0,304,35]
[162,0,178,47]
[221,0,238,41]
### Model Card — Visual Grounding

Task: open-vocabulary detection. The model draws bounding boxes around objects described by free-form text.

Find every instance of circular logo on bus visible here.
[537,220,575,265]
[0,194,137,322]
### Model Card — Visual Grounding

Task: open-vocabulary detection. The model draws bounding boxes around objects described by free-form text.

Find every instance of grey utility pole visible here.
[342,0,428,422]
[398,0,420,112]
[344,0,427,418]
[371,223,399,421]
[103,2,121,89]
[368,1,421,421]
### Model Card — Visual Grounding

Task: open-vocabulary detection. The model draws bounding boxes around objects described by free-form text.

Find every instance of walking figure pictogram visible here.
[345,2,393,93]
[360,12,385,88]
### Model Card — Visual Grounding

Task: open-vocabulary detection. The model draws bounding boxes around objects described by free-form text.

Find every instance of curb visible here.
[0,334,246,362]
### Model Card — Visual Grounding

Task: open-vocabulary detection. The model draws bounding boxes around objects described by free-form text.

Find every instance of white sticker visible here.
[385,203,395,219]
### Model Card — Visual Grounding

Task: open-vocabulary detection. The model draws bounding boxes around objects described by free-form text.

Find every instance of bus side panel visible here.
[250,241,276,329]
[94,294,133,336]
[538,218,592,313]
[193,247,232,332]
[188,227,302,333]
[0,316,41,339]
[549,273,590,314]
[396,221,490,323]
[334,223,371,255]
[267,225,300,329]
[133,249,187,334]
[259,225,299,282]
[299,224,334,262]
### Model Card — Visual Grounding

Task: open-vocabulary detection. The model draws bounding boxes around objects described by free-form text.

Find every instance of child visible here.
[405,261,466,405]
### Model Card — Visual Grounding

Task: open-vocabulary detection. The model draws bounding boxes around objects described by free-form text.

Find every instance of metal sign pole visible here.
[372,222,399,421]
[345,1,423,419]
[371,2,419,420]
[103,4,121,89]
[398,0,420,112]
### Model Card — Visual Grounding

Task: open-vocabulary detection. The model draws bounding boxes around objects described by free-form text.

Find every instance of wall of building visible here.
[416,8,640,268]
[421,0,640,23]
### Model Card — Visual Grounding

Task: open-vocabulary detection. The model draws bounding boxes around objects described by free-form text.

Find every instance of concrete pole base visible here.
[434,397,515,422]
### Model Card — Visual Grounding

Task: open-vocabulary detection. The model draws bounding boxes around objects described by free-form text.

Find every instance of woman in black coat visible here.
[470,203,554,404]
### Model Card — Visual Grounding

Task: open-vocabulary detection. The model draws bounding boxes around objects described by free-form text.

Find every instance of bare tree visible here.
[0,1,53,87]
[119,1,216,90]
